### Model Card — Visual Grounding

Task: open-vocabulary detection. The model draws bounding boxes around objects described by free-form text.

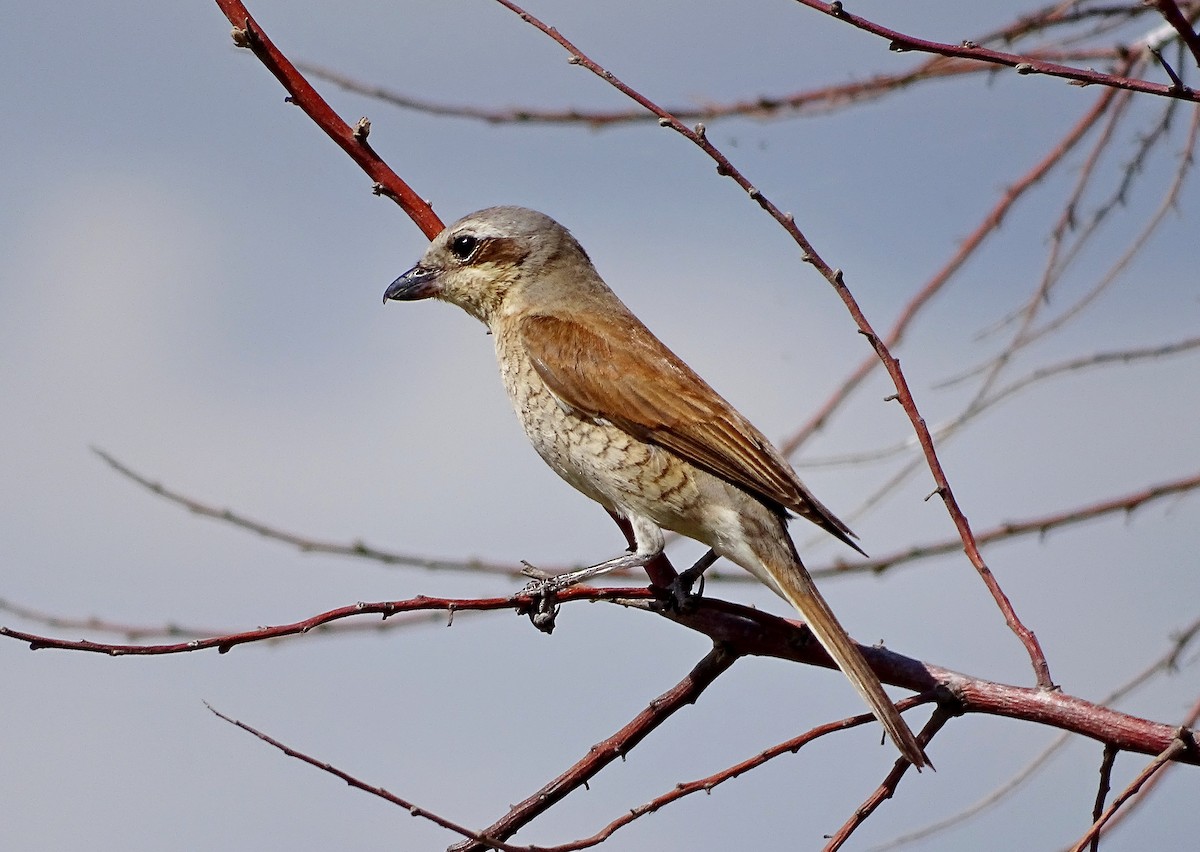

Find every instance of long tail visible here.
[762,550,931,770]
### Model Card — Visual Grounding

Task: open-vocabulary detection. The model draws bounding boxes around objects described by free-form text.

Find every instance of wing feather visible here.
[519,312,862,552]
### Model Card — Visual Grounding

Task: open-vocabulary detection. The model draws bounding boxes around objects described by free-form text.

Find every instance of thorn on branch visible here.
[924,487,946,502]
[889,41,909,53]
[657,116,671,127]
[1015,63,1036,75]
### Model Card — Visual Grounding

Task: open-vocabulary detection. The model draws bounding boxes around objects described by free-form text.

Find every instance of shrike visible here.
[385,206,929,768]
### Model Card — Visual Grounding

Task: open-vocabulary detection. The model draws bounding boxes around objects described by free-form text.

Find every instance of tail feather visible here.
[767,554,931,770]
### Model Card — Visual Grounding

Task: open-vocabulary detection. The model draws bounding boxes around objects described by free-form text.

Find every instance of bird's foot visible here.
[655,551,714,612]
[518,562,563,634]
[654,571,704,613]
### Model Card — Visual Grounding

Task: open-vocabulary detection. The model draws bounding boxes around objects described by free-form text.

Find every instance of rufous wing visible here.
[518,311,863,554]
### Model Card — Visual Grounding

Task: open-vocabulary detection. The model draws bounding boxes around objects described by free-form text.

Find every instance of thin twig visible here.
[824,709,952,851]
[540,695,935,852]
[447,645,739,852]
[297,48,1120,127]
[778,68,1126,458]
[1065,734,1192,851]
[205,703,522,851]
[1081,694,1200,843]
[1088,745,1119,852]
[91,447,535,578]
[793,0,1198,101]
[1151,0,1200,70]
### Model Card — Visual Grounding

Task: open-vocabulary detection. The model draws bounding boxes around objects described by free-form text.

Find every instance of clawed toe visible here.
[519,560,556,582]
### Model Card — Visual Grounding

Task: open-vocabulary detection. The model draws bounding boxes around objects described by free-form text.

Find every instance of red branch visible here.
[212,0,443,238]
[448,645,737,852]
[794,0,1198,101]
[779,70,1128,457]
[1067,733,1194,851]
[4,592,1196,768]
[824,709,952,851]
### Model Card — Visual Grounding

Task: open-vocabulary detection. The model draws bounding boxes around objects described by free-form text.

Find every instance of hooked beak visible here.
[383,264,441,303]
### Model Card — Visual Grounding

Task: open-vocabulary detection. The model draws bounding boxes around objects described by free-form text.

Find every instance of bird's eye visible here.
[450,234,479,260]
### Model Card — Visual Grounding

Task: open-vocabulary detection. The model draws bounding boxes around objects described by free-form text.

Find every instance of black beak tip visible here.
[383,265,440,303]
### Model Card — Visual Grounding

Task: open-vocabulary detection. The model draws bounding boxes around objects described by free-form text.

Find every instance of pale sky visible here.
[2,2,1197,849]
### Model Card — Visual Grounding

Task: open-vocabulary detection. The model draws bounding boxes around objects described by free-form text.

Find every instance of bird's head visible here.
[384,206,603,326]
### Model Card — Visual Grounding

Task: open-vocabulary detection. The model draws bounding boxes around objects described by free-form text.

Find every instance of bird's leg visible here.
[519,516,664,594]
[519,550,659,592]
[519,544,661,635]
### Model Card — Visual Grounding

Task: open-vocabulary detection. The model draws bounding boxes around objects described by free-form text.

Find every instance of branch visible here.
[448,645,738,852]
[778,64,1126,458]
[1151,0,1200,69]
[824,709,952,851]
[874,613,1200,849]
[211,0,442,237]
[1079,694,1200,844]
[91,447,535,579]
[6,592,1195,767]
[541,695,934,852]
[0,588,652,656]
[794,0,1198,101]
[91,443,1200,587]
[1087,745,1119,852]
[1066,731,1194,851]
[297,47,1120,127]
[206,703,523,852]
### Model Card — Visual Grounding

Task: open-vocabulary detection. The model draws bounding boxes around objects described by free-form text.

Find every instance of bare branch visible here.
[874,614,1200,850]
[1066,733,1194,851]
[211,0,442,237]
[1082,694,1200,844]
[298,48,1120,127]
[5,590,1198,769]
[793,0,1199,101]
[778,69,1127,458]
[1088,745,1119,852]
[206,703,523,851]
[0,587,652,656]
[1150,0,1200,69]
[824,709,952,851]
[447,645,738,852]
[543,695,934,852]
[91,447,535,578]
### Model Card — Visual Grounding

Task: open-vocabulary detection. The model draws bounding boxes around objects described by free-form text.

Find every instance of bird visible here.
[384,206,929,769]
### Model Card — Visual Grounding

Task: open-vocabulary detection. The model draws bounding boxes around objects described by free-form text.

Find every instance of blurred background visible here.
[1,1,1197,849]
